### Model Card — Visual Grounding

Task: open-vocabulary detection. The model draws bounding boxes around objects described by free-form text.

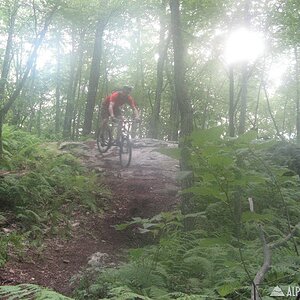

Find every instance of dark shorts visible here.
[101,103,122,119]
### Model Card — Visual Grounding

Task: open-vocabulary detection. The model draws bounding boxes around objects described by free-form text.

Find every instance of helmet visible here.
[122,85,133,92]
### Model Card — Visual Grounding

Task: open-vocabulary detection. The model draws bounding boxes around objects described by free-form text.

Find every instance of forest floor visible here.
[0,139,180,296]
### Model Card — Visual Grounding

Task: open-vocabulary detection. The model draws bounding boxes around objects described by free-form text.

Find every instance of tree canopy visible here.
[0,0,298,143]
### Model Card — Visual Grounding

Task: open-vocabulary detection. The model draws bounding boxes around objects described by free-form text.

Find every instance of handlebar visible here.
[109,117,140,125]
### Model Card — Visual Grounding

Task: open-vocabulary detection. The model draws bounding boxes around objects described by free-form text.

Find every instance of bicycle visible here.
[97,118,136,167]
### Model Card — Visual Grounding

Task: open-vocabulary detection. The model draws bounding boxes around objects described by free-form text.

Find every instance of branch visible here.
[252,224,271,300]
[263,83,285,141]
[250,198,300,300]
[270,222,300,249]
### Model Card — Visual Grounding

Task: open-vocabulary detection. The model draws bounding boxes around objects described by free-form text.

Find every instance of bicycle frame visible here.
[97,118,136,167]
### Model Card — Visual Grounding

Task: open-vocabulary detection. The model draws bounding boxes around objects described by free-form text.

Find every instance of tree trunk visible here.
[228,66,235,137]
[72,30,86,140]
[168,88,179,140]
[149,0,168,139]
[237,0,251,135]
[55,33,61,134]
[0,5,58,159]
[0,115,3,159]
[0,1,19,102]
[63,30,77,139]
[295,46,300,144]
[166,60,179,140]
[136,18,145,90]
[169,0,193,138]
[82,20,105,135]
[169,0,194,220]
[36,100,42,137]
[263,84,284,140]
[238,67,248,135]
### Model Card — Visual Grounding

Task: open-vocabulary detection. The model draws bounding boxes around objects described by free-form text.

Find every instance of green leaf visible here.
[242,212,273,223]
[191,126,225,146]
[0,284,73,300]
[207,154,234,167]
[184,186,227,201]
[217,281,243,296]
[235,130,257,144]
[114,223,131,231]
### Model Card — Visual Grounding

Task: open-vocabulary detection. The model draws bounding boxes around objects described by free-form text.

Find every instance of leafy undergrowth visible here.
[2,127,300,300]
[73,128,300,300]
[0,126,108,267]
[0,284,73,300]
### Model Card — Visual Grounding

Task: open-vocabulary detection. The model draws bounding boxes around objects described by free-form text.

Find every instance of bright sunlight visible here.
[224,28,265,64]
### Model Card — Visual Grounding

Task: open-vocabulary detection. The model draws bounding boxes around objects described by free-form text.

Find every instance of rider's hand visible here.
[134,117,141,123]
[109,116,119,123]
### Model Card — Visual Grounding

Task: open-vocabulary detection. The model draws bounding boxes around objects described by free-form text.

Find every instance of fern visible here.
[105,286,152,299]
[76,130,300,299]
[0,284,73,300]
[0,127,108,264]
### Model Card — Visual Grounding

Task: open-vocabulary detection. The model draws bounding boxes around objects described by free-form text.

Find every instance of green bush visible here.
[0,126,108,265]
[75,128,300,299]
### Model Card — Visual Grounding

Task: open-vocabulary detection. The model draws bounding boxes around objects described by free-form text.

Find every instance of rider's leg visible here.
[114,108,123,143]
[99,103,109,136]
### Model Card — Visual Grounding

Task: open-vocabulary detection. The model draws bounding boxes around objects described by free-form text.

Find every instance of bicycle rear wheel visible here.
[97,127,112,153]
[119,136,132,167]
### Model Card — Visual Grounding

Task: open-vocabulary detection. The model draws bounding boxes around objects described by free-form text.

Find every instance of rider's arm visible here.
[133,107,139,119]
[108,102,115,118]
[128,96,140,119]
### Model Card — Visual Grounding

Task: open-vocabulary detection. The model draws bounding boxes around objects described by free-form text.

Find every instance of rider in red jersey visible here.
[101,85,139,122]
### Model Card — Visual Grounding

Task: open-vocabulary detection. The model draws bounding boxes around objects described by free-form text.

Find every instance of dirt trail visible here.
[0,139,180,296]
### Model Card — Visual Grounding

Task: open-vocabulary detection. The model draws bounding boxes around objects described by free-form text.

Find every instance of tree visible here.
[169,0,194,221]
[0,2,59,158]
[169,0,193,138]
[149,0,169,139]
[82,19,106,135]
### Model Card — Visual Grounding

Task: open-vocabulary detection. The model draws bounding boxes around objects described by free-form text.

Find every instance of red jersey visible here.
[104,91,137,109]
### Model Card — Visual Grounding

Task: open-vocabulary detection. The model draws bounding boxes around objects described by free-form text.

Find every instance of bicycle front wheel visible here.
[97,127,112,153]
[119,136,132,167]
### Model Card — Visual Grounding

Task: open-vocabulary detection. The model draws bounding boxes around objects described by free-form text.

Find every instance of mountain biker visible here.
[99,85,140,138]
[99,85,140,141]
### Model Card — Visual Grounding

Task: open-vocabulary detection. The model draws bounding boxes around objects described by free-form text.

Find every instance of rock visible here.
[132,138,178,148]
[58,142,92,158]
[59,142,90,151]
[87,252,110,268]
[0,214,7,225]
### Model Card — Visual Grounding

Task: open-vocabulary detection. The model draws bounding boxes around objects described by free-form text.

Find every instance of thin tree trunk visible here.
[72,30,86,140]
[55,33,61,134]
[165,58,179,140]
[136,18,145,90]
[238,67,248,135]
[263,84,284,140]
[169,0,194,221]
[63,30,77,139]
[238,0,250,135]
[0,5,58,159]
[149,0,168,139]
[294,46,300,144]
[0,1,19,102]
[36,100,42,137]
[253,79,262,131]
[282,97,288,133]
[228,66,235,136]
[82,20,105,135]
[169,0,193,138]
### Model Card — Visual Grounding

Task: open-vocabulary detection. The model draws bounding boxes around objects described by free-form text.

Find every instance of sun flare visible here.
[224,28,265,64]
